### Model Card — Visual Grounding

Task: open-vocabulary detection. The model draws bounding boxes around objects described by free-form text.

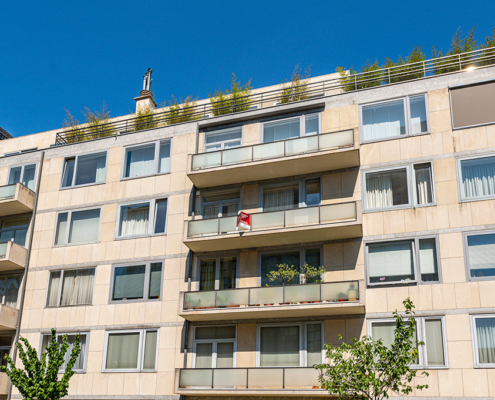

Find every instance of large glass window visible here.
[472,315,495,367]
[262,178,322,212]
[8,163,36,191]
[366,237,440,285]
[117,199,167,238]
[361,94,428,142]
[263,113,320,143]
[201,189,240,219]
[199,256,237,291]
[0,275,21,308]
[0,217,29,247]
[459,155,495,201]
[54,208,101,245]
[46,268,95,307]
[465,231,495,280]
[123,139,171,178]
[111,262,162,302]
[194,326,236,368]
[204,127,242,152]
[0,336,12,367]
[104,329,158,371]
[41,333,89,372]
[61,152,107,188]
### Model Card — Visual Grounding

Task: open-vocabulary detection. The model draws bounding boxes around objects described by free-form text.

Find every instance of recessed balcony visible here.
[188,130,359,188]
[0,241,28,271]
[0,305,18,330]
[0,183,35,217]
[184,201,362,252]
[179,280,364,321]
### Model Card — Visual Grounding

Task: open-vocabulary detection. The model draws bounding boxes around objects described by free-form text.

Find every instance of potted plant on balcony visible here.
[300,263,325,304]
[265,263,299,305]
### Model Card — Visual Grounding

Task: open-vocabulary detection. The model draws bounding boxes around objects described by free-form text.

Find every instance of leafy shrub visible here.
[277,65,311,104]
[209,74,252,116]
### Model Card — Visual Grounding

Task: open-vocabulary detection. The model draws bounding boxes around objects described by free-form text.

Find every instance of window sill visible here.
[362,203,435,214]
[120,171,171,182]
[45,303,93,309]
[109,298,161,305]
[53,240,100,248]
[102,369,157,373]
[459,195,495,203]
[114,233,167,241]
[60,181,106,191]
[360,131,430,146]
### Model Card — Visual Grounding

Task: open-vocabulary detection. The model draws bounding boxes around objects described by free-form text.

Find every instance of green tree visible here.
[337,60,382,92]
[209,73,252,116]
[165,95,200,124]
[132,105,159,132]
[432,26,478,74]
[315,298,428,400]
[277,65,311,104]
[0,329,81,400]
[81,102,117,139]
[478,26,495,66]
[383,45,426,83]
[61,109,82,144]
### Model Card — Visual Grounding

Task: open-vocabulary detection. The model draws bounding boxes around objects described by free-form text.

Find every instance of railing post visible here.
[282,368,285,389]
[458,54,462,70]
[354,75,357,90]
[247,288,250,307]
[214,291,217,308]
[246,369,249,389]
[211,369,214,389]
[283,286,285,305]
[423,61,427,77]
[388,68,391,84]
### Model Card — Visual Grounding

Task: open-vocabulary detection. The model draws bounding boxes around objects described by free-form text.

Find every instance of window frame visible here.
[259,177,322,212]
[196,254,240,291]
[7,162,37,191]
[261,112,322,143]
[470,314,495,368]
[115,197,168,239]
[44,267,96,308]
[109,260,164,304]
[102,328,159,373]
[0,335,13,367]
[359,93,430,144]
[0,215,30,247]
[59,150,109,190]
[367,316,448,369]
[364,235,442,287]
[0,273,22,308]
[192,325,237,368]
[39,331,90,373]
[199,188,241,219]
[52,207,102,247]
[463,229,495,282]
[456,153,495,202]
[362,162,436,213]
[203,126,243,152]
[255,321,324,367]
[121,139,172,181]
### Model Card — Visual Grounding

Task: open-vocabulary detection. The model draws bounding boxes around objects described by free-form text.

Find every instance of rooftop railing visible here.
[54,47,495,146]
[191,129,354,170]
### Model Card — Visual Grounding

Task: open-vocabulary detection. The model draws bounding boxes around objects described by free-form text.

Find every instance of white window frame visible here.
[121,139,172,180]
[197,254,240,291]
[362,162,436,213]
[39,331,90,373]
[109,261,163,303]
[192,325,237,368]
[261,112,321,143]
[456,153,495,202]
[0,216,30,247]
[364,235,441,287]
[203,126,243,152]
[53,207,102,247]
[359,93,430,144]
[60,150,108,189]
[115,198,168,239]
[0,273,22,308]
[7,162,37,191]
[45,267,96,307]
[259,177,322,212]
[463,229,495,282]
[199,189,241,219]
[255,322,324,367]
[368,316,448,369]
[470,314,495,368]
[102,328,159,372]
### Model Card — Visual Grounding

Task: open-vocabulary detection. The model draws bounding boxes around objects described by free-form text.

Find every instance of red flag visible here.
[237,211,251,231]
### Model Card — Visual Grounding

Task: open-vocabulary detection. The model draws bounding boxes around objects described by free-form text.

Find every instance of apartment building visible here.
[0,48,495,400]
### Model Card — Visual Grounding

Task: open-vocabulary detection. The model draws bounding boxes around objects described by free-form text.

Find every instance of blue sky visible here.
[1,1,494,137]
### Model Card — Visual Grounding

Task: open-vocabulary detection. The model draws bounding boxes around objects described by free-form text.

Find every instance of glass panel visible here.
[192,152,221,169]
[368,241,415,284]
[307,324,322,367]
[319,130,354,150]
[215,288,249,307]
[61,158,75,188]
[200,259,215,291]
[362,100,406,141]
[57,334,86,371]
[264,117,300,143]
[261,252,300,286]
[306,179,320,206]
[305,114,319,136]
[410,95,428,135]
[106,332,140,369]
[248,368,283,389]
[184,291,215,309]
[203,204,219,219]
[219,216,237,233]
[154,200,167,234]
[425,319,445,366]
[366,169,408,209]
[305,248,322,284]
[263,184,299,212]
[371,321,396,348]
[475,317,495,364]
[222,202,239,217]
[320,202,356,222]
[321,281,359,302]
[285,367,320,389]
[112,265,146,300]
[419,238,439,282]
[222,146,252,165]
[74,152,107,186]
[22,164,36,191]
[188,219,219,236]
[415,164,433,205]
[195,343,213,368]
[216,342,234,368]
[125,144,155,178]
[284,284,320,303]
[8,167,22,186]
[219,257,236,289]
[54,213,68,245]
[205,127,242,145]
[0,185,16,200]
[251,211,284,230]
[158,140,171,173]
[5,276,21,308]
[180,369,213,388]
[148,263,162,299]
[260,326,300,366]
[46,271,61,307]
[224,140,241,149]
[143,331,157,369]
[467,233,495,278]
[0,243,6,257]
[285,207,319,226]
[249,286,284,305]
[68,209,100,244]
[461,156,495,199]
[252,141,285,160]
[213,368,247,388]
[119,203,149,237]
[285,136,318,156]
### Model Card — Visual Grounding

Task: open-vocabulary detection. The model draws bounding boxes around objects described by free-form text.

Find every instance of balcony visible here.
[180,280,364,321]
[0,242,28,271]
[0,305,18,330]
[0,183,35,217]
[184,201,362,252]
[188,130,359,188]
[176,367,327,396]
[0,372,10,395]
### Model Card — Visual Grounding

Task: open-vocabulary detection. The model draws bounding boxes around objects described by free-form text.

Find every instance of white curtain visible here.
[3,277,20,308]
[263,185,299,211]
[106,332,140,369]
[60,271,75,306]
[410,96,428,135]
[415,166,433,204]
[159,141,171,174]
[462,157,495,198]
[143,331,157,369]
[263,118,300,143]
[203,205,219,219]
[372,322,396,348]
[59,334,86,371]
[467,234,495,271]
[46,271,61,307]
[476,318,495,364]
[68,209,100,244]
[362,100,405,141]
[425,319,445,366]
[366,174,393,209]
[60,269,94,306]
[419,239,438,275]
[120,204,149,236]
[260,326,300,367]
[126,145,155,178]
[368,242,414,281]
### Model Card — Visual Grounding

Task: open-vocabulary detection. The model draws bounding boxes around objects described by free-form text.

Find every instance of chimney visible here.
[134,68,157,113]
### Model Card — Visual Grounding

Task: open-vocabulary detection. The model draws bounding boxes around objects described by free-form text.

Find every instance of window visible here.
[471,315,495,367]
[360,94,428,142]
[204,127,242,152]
[0,275,21,308]
[369,317,447,368]
[261,178,321,212]
[0,217,29,247]
[46,268,95,307]
[198,256,237,291]
[111,261,162,302]
[201,189,240,219]
[464,231,495,280]
[257,322,323,367]
[450,81,495,129]
[8,163,36,191]
[263,113,320,143]
[54,208,101,246]
[0,336,12,367]
[366,237,440,285]
[116,199,167,238]
[260,248,321,287]
[193,326,236,368]
[123,139,171,179]
[458,155,495,201]
[61,152,107,188]
[104,329,158,372]
[41,333,89,372]
[363,163,434,211]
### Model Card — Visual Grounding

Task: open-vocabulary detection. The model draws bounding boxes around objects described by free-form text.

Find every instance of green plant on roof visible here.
[209,73,252,116]
[277,64,311,104]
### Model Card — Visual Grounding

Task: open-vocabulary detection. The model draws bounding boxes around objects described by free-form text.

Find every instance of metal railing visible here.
[54,47,495,146]
[187,201,357,237]
[179,367,323,390]
[183,280,359,310]
[191,129,354,170]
